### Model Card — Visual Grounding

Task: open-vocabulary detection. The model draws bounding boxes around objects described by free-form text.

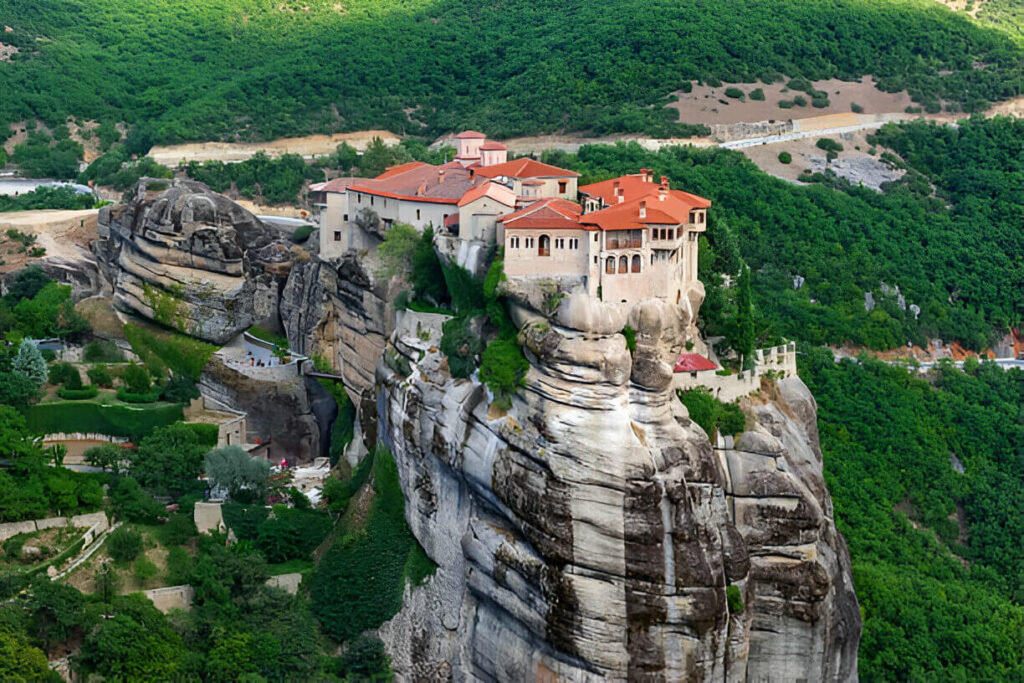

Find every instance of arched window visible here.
[632,254,641,273]
[606,257,615,274]
[618,256,628,273]
[539,234,550,256]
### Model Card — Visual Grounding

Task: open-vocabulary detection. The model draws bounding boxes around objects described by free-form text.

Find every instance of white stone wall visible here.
[504,228,592,279]
[319,192,351,259]
[673,343,798,403]
[0,511,109,543]
[348,190,453,232]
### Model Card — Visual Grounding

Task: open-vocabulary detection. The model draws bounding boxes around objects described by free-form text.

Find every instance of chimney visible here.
[645,169,654,183]
[469,168,475,179]
[640,168,651,182]
[639,200,647,219]
[438,169,445,183]
[660,175,668,186]
[416,181,426,197]
[658,184,667,201]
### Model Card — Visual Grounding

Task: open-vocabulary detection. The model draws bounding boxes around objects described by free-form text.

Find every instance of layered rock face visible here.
[93,178,287,343]
[373,298,860,681]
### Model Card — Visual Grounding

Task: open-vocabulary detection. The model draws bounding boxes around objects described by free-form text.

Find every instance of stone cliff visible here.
[93,178,290,344]
[370,298,860,681]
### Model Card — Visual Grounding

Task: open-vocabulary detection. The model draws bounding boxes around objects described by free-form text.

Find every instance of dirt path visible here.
[0,209,98,274]
[149,129,402,166]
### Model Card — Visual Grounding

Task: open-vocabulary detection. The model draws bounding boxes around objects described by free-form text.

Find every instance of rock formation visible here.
[93,178,289,343]
[371,297,860,681]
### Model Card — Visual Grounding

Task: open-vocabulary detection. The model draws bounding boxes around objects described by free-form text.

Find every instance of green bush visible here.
[107,527,143,564]
[48,362,80,387]
[119,363,151,394]
[164,547,193,585]
[24,401,184,439]
[338,635,392,680]
[157,513,196,547]
[83,339,124,363]
[57,385,99,400]
[676,389,746,437]
[621,325,636,354]
[479,336,528,406]
[160,374,199,404]
[778,151,792,164]
[440,315,483,378]
[255,508,332,563]
[181,422,219,447]
[726,584,744,612]
[291,224,315,243]
[245,325,288,349]
[777,100,795,109]
[851,102,864,113]
[220,504,269,541]
[109,478,164,523]
[87,364,114,387]
[116,387,162,403]
[792,95,808,107]
[749,88,765,101]
[133,557,158,582]
[723,87,745,100]
[815,138,843,153]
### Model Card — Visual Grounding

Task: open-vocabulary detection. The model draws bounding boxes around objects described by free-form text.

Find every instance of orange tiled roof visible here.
[499,198,592,231]
[456,181,517,208]
[319,177,367,193]
[674,352,718,373]
[475,158,579,180]
[349,162,485,203]
[480,141,508,151]
[454,130,487,139]
[580,173,711,209]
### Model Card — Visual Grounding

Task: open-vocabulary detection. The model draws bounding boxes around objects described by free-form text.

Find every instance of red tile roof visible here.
[475,158,579,180]
[580,173,711,209]
[349,163,485,203]
[480,141,508,151]
[456,181,517,208]
[454,130,487,139]
[319,177,367,193]
[674,353,718,373]
[499,198,591,231]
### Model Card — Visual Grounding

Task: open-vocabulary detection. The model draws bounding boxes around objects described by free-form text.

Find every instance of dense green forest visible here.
[1,0,1022,143]
[801,349,1024,681]
[543,115,1023,350]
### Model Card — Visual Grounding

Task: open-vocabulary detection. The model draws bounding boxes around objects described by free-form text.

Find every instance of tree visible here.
[375,222,420,280]
[734,264,756,371]
[358,137,413,177]
[120,363,151,394]
[204,446,270,503]
[77,596,185,679]
[411,226,448,305]
[129,423,206,497]
[94,563,120,604]
[27,578,84,650]
[107,527,143,563]
[12,340,47,388]
[0,371,41,409]
[3,266,51,304]
[479,337,529,408]
[0,631,49,681]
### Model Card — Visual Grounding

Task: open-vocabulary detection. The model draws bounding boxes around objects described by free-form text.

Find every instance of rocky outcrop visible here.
[93,178,289,343]
[199,353,323,464]
[373,298,860,681]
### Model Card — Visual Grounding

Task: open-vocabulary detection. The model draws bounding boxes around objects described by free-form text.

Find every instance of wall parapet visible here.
[674,342,797,403]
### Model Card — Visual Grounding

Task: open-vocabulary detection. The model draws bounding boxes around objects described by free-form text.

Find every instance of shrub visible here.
[291,224,315,243]
[726,584,744,612]
[393,289,411,311]
[255,508,332,563]
[816,138,843,153]
[778,151,792,164]
[338,635,392,680]
[83,339,124,363]
[204,446,270,503]
[479,336,528,407]
[133,557,158,582]
[157,513,196,547]
[165,547,192,585]
[120,363,151,394]
[107,528,143,564]
[811,95,830,108]
[58,385,99,400]
[87,364,114,387]
[116,387,162,403]
[792,95,807,107]
[181,422,219,447]
[220,504,269,541]
[676,389,747,437]
[160,374,199,403]
[723,87,745,100]
[84,443,127,474]
[749,88,765,101]
[777,100,795,109]
[440,315,482,378]
[621,325,636,354]
[851,102,864,113]
[48,362,81,387]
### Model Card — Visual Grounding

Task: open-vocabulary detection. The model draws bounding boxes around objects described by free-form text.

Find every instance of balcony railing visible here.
[605,238,642,250]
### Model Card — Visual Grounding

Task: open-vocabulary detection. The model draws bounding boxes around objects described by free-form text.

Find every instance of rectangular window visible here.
[343,214,348,221]
[569,238,579,249]
[509,236,520,249]
[555,238,565,249]
[416,209,421,220]
[526,237,535,249]
[370,196,374,206]
[357,194,362,203]
[333,231,341,241]
[558,180,567,193]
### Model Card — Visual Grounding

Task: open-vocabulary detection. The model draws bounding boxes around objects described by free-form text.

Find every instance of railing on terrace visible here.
[605,238,642,249]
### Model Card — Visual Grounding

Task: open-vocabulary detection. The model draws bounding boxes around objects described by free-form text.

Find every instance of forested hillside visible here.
[802,349,1024,680]
[1,0,1021,144]
[544,115,1023,350]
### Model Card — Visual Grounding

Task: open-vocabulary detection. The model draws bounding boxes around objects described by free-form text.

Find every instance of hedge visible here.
[291,224,315,243]
[57,385,99,400]
[181,422,219,447]
[116,387,162,404]
[24,402,184,439]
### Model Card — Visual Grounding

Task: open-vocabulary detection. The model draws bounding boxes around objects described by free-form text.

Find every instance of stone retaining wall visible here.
[674,342,798,403]
[0,511,108,542]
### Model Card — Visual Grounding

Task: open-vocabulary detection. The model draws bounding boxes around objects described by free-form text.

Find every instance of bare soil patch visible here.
[741,129,901,186]
[149,129,402,166]
[0,209,98,274]
[669,76,918,126]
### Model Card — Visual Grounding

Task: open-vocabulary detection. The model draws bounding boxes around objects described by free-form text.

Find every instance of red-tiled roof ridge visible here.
[580,172,711,208]
[674,352,718,373]
[320,177,367,193]
[476,158,580,179]
[454,130,487,139]
[480,141,508,150]
[375,161,429,180]
[501,197,581,223]
[456,181,516,208]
